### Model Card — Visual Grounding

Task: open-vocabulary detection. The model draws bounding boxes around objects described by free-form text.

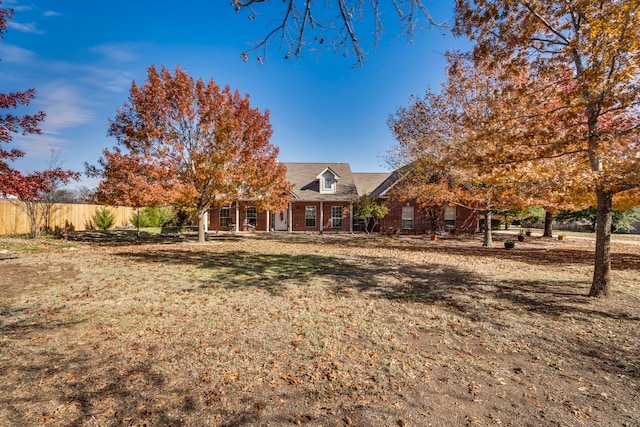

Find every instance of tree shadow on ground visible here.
[0,343,180,426]
[265,233,640,271]
[113,246,638,323]
[113,246,640,381]
[67,230,231,246]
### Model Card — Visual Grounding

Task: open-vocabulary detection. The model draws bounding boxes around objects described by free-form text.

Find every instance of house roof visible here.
[282,162,404,201]
[367,167,409,197]
[283,163,359,201]
[352,173,392,196]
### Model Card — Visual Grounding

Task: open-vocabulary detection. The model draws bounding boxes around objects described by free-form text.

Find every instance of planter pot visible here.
[558,235,565,241]
[517,234,525,242]
[504,241,516,249]
[430,234,438,241]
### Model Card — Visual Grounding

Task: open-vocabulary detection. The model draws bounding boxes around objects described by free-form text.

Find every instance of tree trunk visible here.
[197,209,207,243]
[482,210,493,247]
[543,210,553,237]
[589,188,613,297]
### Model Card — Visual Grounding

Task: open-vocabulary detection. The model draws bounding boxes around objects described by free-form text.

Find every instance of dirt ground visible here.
[0,231,639,426]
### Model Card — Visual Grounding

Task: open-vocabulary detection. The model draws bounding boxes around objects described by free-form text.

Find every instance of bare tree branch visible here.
[234,0,442,66]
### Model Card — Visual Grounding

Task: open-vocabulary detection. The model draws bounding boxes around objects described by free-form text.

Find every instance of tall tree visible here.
[233,0,440,66]
[0,4,46,197]
[104,65,291,243]
[388,71,531,247]
[454,0,640,297]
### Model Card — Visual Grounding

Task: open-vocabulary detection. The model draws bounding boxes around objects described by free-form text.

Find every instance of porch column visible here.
[320,201,324,232]
[349,202,353,233]
[235,202,240,232]
[288,201,293,233]
[266,210,270,232]
[204,210,209,233]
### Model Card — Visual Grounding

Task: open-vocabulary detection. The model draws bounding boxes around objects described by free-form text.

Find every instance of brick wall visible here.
[380,199,477,235]
[290,201,352,232]
[208,202,270,231]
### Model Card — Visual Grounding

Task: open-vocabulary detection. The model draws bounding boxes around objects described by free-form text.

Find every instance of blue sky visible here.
[0,0,468,189]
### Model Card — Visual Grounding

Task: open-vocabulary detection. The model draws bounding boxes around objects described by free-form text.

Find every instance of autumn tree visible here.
[388,74,532,247]
[454,0,640,297]
[233,0,440,66]
[0,4,46,197]
[103,65,291,243]
[10,168,80,238]
[1,5,79,237]
[387,91,471,236]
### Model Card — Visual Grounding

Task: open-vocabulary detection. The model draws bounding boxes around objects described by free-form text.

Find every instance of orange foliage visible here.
[96,65,291,241]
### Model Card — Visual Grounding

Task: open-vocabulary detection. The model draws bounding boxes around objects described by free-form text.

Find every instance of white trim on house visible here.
[331,205,343,228]
[377,169,411,197]
[316,167,341,195]
[402,205,414,230]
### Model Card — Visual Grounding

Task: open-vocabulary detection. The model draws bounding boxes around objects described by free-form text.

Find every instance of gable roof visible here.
[283,163,358,201]
[367,167,410,197]
[352,173,392,196]
[315,167,341,181]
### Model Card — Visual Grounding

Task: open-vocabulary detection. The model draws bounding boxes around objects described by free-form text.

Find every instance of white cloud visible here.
[89,43,139,63]
[43,10,61,17]
[84,65,136,93]
[12,84,95,158]
[38,84,94,132]
[13,5,33,12]
[6,21,45,34]
[0,43,36,64]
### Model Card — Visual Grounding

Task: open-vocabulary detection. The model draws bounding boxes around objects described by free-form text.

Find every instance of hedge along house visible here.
[207,162,478,234]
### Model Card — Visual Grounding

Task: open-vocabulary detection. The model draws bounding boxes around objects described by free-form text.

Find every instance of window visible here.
[331,206,343,228]
[323,176,334,191]
[219,208,231,227]
[246,206,257,226]
[305,206,316,227]
[444,206,456,229]
[319,171,337,194]
[402,206,414,229]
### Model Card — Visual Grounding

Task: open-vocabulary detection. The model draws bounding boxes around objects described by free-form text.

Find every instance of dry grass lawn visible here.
[1,231,639,426]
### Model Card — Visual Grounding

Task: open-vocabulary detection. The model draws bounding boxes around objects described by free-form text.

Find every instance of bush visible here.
[131,206,177,228]
[92,207,116,230]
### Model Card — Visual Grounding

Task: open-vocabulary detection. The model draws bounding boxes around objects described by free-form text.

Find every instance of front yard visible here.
[1,232,639,426]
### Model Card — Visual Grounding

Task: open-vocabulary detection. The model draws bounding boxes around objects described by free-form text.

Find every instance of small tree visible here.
[11,169,79,238]
[92,207,116,230]
[354,194,389,234]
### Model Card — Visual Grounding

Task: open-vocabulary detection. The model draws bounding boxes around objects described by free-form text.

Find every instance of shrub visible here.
[92,207,116,230]
[131,206,177,228]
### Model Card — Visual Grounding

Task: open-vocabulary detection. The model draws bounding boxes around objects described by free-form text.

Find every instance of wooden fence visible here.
[0,200,136,235]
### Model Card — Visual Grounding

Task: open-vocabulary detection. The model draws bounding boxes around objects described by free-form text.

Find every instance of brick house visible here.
[207,162,477,234]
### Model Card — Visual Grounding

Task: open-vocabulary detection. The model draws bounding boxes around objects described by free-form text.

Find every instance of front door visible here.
[274,209,288,231]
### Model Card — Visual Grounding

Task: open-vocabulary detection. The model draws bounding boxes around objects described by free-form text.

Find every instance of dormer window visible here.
[323,175,334,191]
[317,168,340,194]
